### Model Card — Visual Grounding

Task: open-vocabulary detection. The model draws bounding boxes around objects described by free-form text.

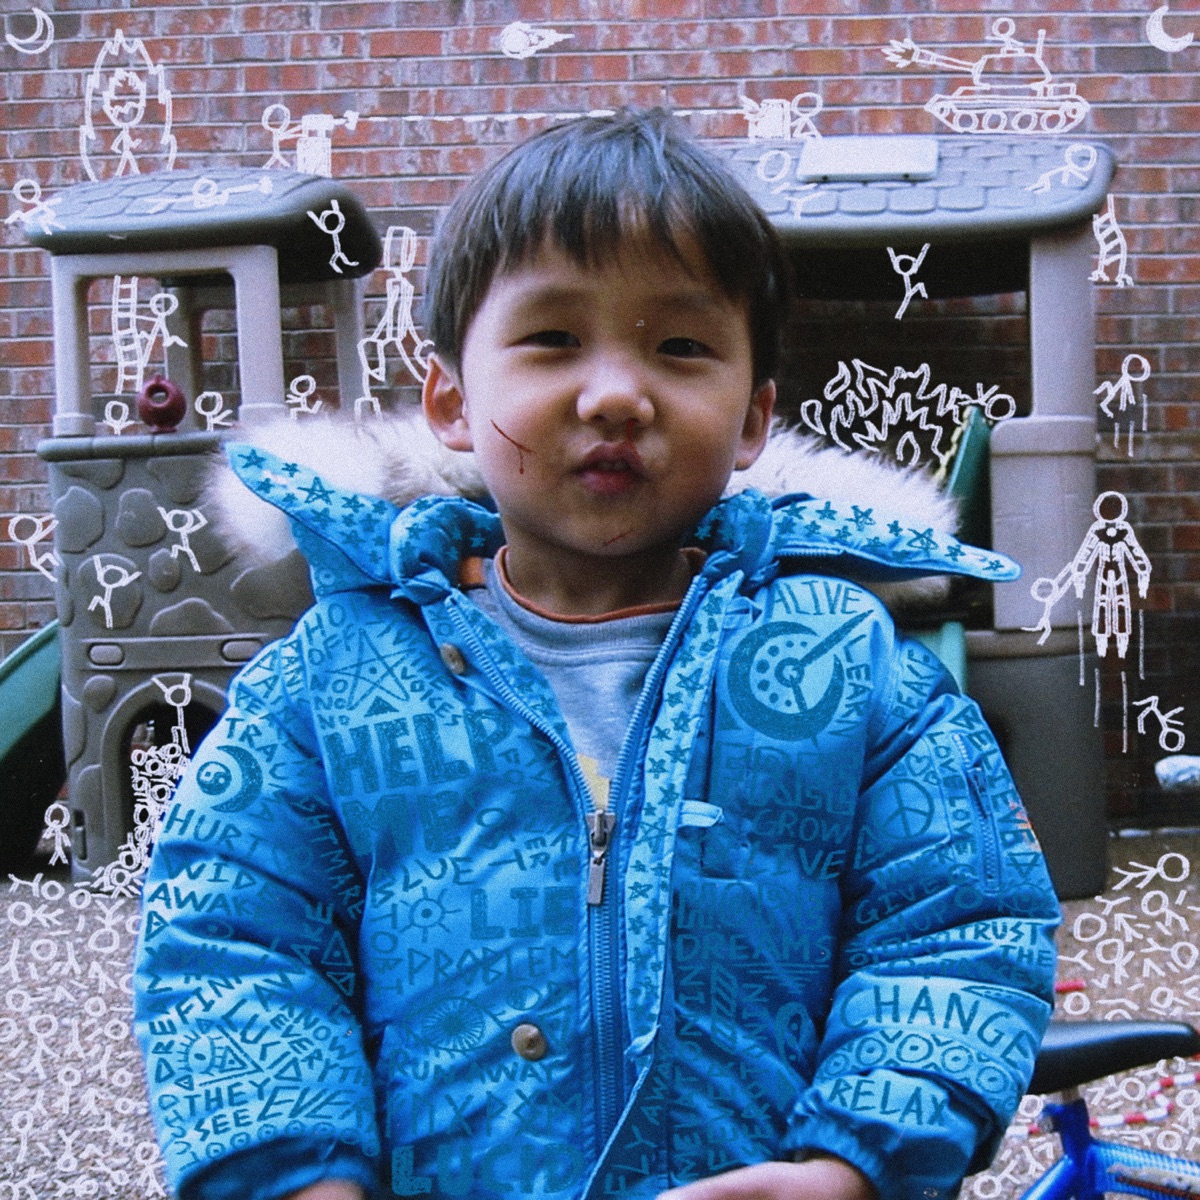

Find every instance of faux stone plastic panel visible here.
[59,458,124,489]
[229,549,316,621]
[147,548,182,592]
[148,455,209,506]
[55,486,104,553]
[82,552,142,630]
[82,674,116,712]
[62,687,85,766]
[147,597,235,636]
[115,488,168,547]
[187,523,235,575]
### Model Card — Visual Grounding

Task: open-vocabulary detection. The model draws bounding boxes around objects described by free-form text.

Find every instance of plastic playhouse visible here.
[10,167,380,879]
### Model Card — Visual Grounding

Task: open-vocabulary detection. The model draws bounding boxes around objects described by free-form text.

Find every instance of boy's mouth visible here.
[576,443,646,494]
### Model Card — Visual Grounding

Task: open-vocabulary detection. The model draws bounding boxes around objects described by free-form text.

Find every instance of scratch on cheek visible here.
[490,420,535,474]
[603,529,633,547]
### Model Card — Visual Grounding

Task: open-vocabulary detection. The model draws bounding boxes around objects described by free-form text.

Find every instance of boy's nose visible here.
[576,356,655,429]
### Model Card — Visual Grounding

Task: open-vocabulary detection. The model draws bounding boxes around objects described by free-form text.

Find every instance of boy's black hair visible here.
[423,107,790,387]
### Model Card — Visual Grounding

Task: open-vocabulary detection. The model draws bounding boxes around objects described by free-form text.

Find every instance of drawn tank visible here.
[916,19,1090,135]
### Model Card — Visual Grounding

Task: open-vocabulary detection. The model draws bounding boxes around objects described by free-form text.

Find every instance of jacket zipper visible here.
[445,576,711,1157]
[595,578,711,1131]
[443,599,631,1157]
[952,732,1000,893]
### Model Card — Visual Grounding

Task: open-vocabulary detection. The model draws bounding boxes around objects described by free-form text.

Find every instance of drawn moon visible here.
[5,6,54,55]
[207,744,264,813]
[1147,4,1195,53]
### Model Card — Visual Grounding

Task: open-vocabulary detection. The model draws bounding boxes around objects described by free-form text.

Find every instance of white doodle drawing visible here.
[882,17,1090,135]
[293,111,358,177]
[286,374,323,419]
[753,147,822,218]
[1094,352,1150,456]
[157,508,206,574]
[103,399,135,435]
[4,179,62,235]
[143,174,273,214]
[80,28,176,182]
[1122,667,1131,755]
[354,225,434,415]
[1147,4,1196,52]
[1133,695,1187,753]
[5,6,54,54]
[110,278,187,396]
[1091,194,1134,287]
[799,359,1016,468]
[194,390,234,432]
[1021,491,1151,658]
[756,149,794,192]
[888,243,930,320]
[355,393,382,422]
[41,802,71,867]
[261,103,358,176]
[89,730,188,896]
[307,199,358,275]
[86,555,142,629]
[498,21,573,59]
[152,672,192,756]
[0,868,174,1194]
[741,92,823,141]
[1025,142,1097,193]
[6,515,58,582]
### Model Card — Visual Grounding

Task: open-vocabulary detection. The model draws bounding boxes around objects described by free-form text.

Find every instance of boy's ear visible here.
[422,354,474,452]
[734,379,777,470]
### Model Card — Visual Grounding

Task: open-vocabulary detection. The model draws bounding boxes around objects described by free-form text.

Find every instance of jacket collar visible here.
[226,443,1018,602]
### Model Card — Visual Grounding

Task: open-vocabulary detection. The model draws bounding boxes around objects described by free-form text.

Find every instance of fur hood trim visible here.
[206,411,962,610]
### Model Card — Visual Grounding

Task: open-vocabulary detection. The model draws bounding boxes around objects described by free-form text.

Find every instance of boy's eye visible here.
[659,337,712,358]
[522,329,580,349]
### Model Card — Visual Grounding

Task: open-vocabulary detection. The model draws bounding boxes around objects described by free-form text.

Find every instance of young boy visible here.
[134,109,1059,1200]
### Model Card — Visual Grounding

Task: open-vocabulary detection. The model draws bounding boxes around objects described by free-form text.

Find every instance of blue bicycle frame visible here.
[1022,1093,1200,1199]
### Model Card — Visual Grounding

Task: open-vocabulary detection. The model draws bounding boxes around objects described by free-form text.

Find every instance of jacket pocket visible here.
[953,733,1001,896]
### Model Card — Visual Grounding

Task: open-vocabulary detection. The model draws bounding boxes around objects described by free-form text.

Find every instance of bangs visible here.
[425,108,789,384]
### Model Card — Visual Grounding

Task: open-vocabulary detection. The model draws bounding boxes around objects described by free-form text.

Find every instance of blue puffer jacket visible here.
[134,443,1059,1200]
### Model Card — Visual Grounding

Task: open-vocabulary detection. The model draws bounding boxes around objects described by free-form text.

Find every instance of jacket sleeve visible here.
[783,628,1060,1200]
[133,622,381,1200]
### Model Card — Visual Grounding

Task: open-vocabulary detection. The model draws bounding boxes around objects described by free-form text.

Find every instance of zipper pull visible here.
[586,811,617,906]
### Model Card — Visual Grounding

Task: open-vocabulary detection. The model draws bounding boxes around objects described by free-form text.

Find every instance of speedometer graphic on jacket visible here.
[727,613,869,740]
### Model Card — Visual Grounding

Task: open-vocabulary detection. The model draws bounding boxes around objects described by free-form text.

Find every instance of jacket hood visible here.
[216,414,1015,610]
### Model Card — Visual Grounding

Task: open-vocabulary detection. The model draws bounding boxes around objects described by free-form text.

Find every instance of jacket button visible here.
[511,1023,548,1061]
[439,642,468,675]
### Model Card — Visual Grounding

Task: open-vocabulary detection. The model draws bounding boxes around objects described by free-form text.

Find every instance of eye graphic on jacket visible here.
[395,887,461,943]
[410,995,492,1054]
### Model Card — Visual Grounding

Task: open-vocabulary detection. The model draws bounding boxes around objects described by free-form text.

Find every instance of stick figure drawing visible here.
[355,225,434,410]
[1022,491,1152,659]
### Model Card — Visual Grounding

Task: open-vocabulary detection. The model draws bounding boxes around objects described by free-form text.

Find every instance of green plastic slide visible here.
[0,621,65,868]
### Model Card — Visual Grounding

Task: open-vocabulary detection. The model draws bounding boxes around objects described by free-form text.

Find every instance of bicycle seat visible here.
[1030,1020,1200,1094]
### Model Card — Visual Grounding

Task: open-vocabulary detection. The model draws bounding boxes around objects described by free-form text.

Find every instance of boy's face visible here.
[423,236,775,575]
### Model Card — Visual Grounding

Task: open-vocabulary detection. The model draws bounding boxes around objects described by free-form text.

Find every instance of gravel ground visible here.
[0,852,166,1200]
[3,832,1200,1200]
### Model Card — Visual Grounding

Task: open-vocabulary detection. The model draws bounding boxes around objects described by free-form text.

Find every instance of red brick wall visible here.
[2,0,1198,822]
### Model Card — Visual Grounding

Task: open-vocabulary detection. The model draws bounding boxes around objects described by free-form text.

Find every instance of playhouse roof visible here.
[23,167,382,284]
[718,135,1116,248]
